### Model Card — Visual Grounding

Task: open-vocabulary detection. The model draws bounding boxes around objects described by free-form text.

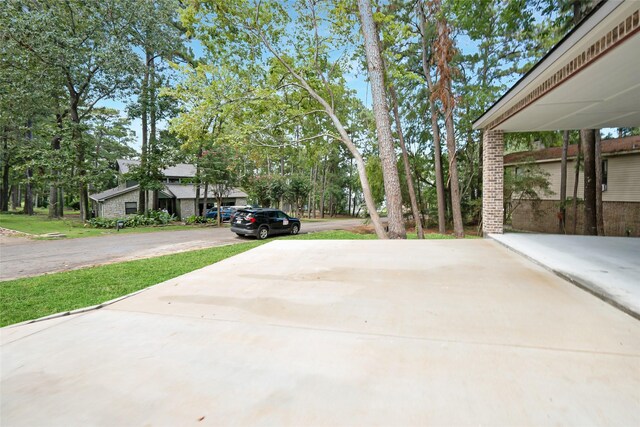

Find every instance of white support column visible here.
[482,129,504,235]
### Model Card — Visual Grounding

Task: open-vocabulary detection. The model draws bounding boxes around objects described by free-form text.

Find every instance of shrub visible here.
[184,215,209,225]
[87,217,116,228]
[144,209,175,225]
[88,210,177,229]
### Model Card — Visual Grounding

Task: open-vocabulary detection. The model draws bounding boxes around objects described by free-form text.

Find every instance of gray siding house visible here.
[90,159,248,220]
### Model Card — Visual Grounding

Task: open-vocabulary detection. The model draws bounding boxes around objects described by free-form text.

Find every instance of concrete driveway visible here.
[492,233,640,318]
[2,239,639,426]
[0,218,363,280]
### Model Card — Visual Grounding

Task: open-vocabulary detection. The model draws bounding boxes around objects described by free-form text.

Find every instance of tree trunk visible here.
[329,191,334,217]
[1,160,9,212]
[581,129,597,235]
[195,185,201,216]
[195,147,202,216]
[58,187,64,217]
[375,15,422,237]
[353,194,358,216]
[79,182,89,220]
[24,169,34,215]
[67,86,89,222]
[49,173,60,218]
[313,165,319,218]
[11,185,19,210]
[137,191,145,215]
[347,158,353,217]
[279,156,285,210]
[1,129,9,212]
[389,84,424,238]
[595,130,604,235]
[139,50,151,214]
[24,120,34,216]
[202,182,209,223]
[418,5,446,234]
[435,15,464,238]
[357,0,405,239]
[465,129,476,204]
[320,158,327,219]
[571,136,582,234]
[412,160,426,226]
[559,130,569,233]
[49,113,63,219]
[149,54,158,212]
[308,165,315,219]
[444,109,464,237]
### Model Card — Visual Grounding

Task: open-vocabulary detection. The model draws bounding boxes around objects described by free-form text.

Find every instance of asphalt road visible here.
[0,218,364,281]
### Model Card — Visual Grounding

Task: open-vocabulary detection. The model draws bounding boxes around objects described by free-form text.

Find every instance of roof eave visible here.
[90,185,140,202]
[472,0,618,130]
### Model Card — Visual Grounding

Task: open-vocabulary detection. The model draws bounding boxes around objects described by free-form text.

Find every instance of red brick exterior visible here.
[482,130,504,234]
[511,200,640,237]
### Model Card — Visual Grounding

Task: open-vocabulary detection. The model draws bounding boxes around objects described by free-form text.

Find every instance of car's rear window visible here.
[234,210,253,220]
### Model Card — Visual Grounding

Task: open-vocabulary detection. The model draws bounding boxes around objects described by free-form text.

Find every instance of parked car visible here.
[231,208,301,239]
[206,206,236,221]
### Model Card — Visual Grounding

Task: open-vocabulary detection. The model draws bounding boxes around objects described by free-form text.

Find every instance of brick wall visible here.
[100,190,139,218]
[178,199,195,219]
[511,200,640,237]
[482,130,504,234]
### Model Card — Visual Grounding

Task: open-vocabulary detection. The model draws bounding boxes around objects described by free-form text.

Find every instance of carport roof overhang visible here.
[473,0,640,132]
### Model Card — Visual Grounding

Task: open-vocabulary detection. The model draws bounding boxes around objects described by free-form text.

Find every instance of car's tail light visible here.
[249,217,256,223]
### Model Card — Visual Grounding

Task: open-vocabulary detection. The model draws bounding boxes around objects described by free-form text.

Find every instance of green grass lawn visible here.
[0,229,478,327]
[286,230,378,239]
[286,230,478,240]
[298,217,354,223]
[0,240,265,327]
[0,212,207,239]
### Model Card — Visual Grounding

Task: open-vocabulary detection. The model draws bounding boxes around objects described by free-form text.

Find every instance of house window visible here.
[602,159,608,191]
[125,202,137,215]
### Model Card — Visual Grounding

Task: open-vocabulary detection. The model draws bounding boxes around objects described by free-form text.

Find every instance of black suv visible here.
[231,208,301,239]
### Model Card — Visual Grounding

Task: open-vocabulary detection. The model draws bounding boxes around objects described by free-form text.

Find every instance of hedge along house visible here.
[504,136,640,236]
[473,0,640,235]
[89,159,248,220]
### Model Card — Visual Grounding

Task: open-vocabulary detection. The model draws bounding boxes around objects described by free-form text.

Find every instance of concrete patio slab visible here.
[0,313,84,345]
[2,240,639,426]
[491,233,640,318]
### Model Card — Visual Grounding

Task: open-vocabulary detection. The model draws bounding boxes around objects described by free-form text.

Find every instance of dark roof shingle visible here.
[89,185,139,201]
[116,159,196,178]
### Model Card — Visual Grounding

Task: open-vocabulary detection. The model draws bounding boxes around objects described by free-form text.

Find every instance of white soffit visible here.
[473,0,640,132]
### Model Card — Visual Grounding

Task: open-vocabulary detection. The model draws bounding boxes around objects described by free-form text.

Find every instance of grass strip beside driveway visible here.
[285,230,472,240]
[0,241,263,327]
